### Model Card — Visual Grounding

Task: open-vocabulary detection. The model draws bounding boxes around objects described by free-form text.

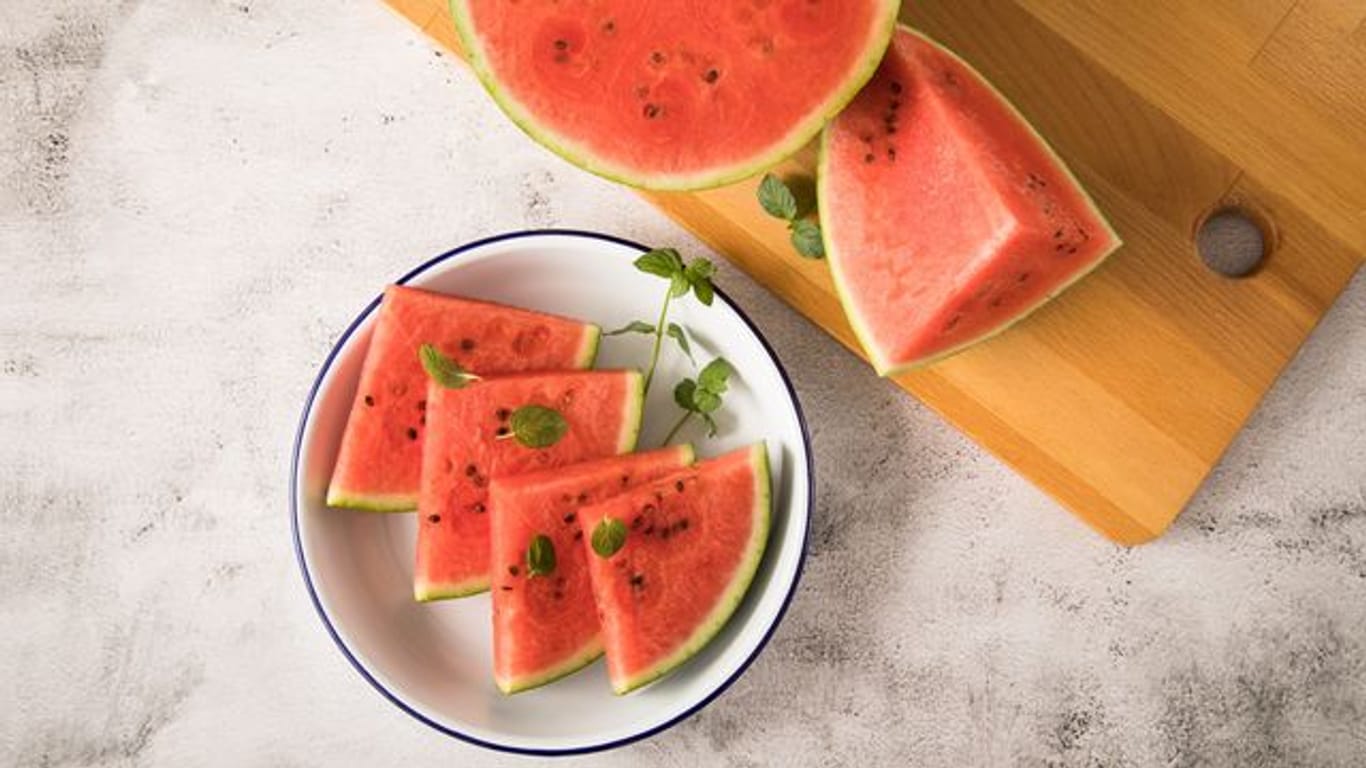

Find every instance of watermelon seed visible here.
[573,529,583,541]
[859,132,873,143]
[890,81,902,95]
[553,591,564,600]
[563,512,577,524]
[495,408,510,421]
[629,573,645,589]
[1067,246,1078,255]
[508,565,519,576]
[885,126,897,135]
[500,585,513,591]
[417,399,426,411]
[496,426,510,437]
[465,464,478,477]
[460,338,476,351]
[650,51,665,65]
[675,480,685,492]
[863,154,874,164]
[1017,273,1031,283]
[1054,228,1064,239]
[470,502,486,514]
[427,514,440,524]
[576,492,589,504]
[601,19,615,33]
[556,576,566,586]
[679,519,689,530]
[406,427,418,440]
[553,39,568,51]
[364,395,375,407]
[631,516,643,529]
[654,491,665,502]
[1055,243,1066,252]
[890,99,901,111]
[620,474,631,486]
[887,147,897,162]
[703,68,719,84]
[643,103,661,119]
[643,503,656,516]
[945,314,962,331]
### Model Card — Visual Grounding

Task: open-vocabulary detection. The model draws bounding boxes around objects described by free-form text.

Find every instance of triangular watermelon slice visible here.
[820,26,1122,374]
[327,285,600,511]
[577,443,771,695]
[415,370,645,601]
[487,445,696,694]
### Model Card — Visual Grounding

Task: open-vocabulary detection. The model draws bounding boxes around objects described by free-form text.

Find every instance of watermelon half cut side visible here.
[327,285,600,511]
[819,26,1122,375]
[578,443,771,695]
[451,0,901,190]
[415,369,645,602]
[488,444,696,694]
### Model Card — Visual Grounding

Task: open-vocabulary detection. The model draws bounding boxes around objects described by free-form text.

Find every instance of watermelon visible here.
[415,370,645,601]
[577,443,771,695]
[488,445,696,694]
[327,285,600,511]
[819,26,1122,374]
[451,0,901,190]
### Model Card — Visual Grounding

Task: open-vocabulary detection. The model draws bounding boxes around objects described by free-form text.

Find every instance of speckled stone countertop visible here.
[3,2,1364,766]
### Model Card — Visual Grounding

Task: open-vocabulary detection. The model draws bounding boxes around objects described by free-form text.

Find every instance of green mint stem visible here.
[642,287,673,396]
[661,410,692,447]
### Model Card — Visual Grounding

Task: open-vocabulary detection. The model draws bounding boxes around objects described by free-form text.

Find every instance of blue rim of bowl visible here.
[290,229,813,756]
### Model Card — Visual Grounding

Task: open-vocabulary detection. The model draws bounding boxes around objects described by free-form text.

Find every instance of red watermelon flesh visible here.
[327,285,600,511]
[488,445,696,694]
[415,370,645,601]
[451,0,901,190]
[820,27,1122,374]
[577,443,771,695]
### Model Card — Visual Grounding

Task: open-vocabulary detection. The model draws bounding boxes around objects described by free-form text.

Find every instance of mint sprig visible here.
[757,173,824,259]
[662,357,733,444]
[621,248,715,395]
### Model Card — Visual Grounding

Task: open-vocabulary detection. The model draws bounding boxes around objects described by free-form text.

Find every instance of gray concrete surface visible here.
[3,1,1364,765]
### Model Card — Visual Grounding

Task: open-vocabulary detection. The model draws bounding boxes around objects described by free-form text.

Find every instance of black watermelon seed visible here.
[680,519,689,530]
[406,427,418,440]
[887,147,897,161]
[643,103,661,119]
[631,516,643,529]
[427,514,440,524]
[675,480,685,492]
[553,39,568,51]
[1054,228,1064,239]
[864,154,875,164]
[465,464,478,476]
[573,530,583,541]
[417,399,426,411]
[364,395,375,407]
[460,338,475,351]
[650,51,665,64]
[1068,246,1078,255]
[496,408,510,421]
[620,474,630,486]
[508,565,519,576]
[576,493,589,504]
[703,68,719,84]
[563,512,577,524]
[629,573,644,588]
[470,502,486,514]
[500,585,513,591]
[890,81,902,94]
[601,19,615,33]
[495,426,510,437]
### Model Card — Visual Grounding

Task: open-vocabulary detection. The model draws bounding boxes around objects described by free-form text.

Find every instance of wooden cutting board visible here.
[384,0,1365,544]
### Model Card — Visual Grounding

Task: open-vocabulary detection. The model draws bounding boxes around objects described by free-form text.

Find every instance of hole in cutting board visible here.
[1194,207,1270,278]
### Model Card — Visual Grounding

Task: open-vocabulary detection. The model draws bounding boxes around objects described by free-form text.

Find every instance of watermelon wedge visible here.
[819,26,1122,374]
[488,445,696,694]
[327,285,600,511]
[577,443,771,695]
[415,370,645,601]
[451,0,901,190]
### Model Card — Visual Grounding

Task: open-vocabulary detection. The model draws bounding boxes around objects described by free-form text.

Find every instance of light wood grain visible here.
[383,0,1364,544]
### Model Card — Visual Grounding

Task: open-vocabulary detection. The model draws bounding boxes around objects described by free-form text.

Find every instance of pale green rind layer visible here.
[613,442,772,695]
[414,576,489,603]
[576,325,602,370]
[451,0,902,191]
[819,25,1124,377]
[324,490,418,513]
[616,370,646,454]
[497,639,605,695]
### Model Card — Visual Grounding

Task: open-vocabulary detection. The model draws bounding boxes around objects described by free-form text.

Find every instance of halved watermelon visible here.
[577,443,771,695]
[819,26,1122,374]
[488,445,696,694]
[327,285,600,511]
[451,0,901,190]
[415,370,644,601]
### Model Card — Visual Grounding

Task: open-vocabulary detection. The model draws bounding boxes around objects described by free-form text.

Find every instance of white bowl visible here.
[291,230,812,755]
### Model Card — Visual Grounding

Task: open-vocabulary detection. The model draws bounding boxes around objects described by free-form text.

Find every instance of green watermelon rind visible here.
[413,369,648,603]
[450,0,903,191]
[323,489,418,513]
[613,442,772,695]
[576,324,603,369]
[494,443,697,694]
[819,25,1123,377]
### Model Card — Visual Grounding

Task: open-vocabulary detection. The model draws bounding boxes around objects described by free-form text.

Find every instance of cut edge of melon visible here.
[616,370,646,454]
[576,324,603,369]
[450,0,902,191]
[819,24,1124,377]
[414,574,489,603]
[612,441,772,695]
[496,637,605,695]
[324,489,419,513]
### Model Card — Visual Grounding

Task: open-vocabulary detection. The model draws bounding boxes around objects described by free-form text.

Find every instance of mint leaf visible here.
[758,173,798,221]
[673,378,697,410]
[669,271,690,299]
[634,248,684,280]
[684,257,716,306]
[692,388,722,414]
[419,344,479,389]
[697,357,733,395]
[666,323,695,365]
[591,517,627,559]
[526,534,556,577]
[509,405,568,448]
[606,320,656,336]
[790,219,825,259]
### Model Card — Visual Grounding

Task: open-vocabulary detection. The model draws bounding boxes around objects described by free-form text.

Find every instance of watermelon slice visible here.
[488,445,696,694]
[327,285,600,511]
[819,26,1122,374]
[577,443,771,695]
[415,370,645,601]
[451,0,901,190]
